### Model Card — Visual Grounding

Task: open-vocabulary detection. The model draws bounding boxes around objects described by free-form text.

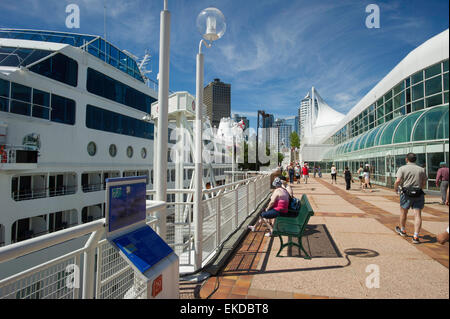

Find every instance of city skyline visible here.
[0,0,448,130]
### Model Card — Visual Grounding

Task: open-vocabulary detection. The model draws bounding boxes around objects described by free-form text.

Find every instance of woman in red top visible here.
[248,177,290,237]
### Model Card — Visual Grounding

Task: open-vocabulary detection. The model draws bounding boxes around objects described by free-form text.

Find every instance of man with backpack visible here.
[394,153,428,244]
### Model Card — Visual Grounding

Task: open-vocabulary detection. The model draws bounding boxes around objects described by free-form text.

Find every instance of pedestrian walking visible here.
[357,164,364,189]
[288,163,295,184]
[330,164,337,184]
[363,164,371,191]
[436,162,449,205]
[394,153,428,244]
[344,166,353,190]
[302,163,309,184]
[318,166,322,178]
[313,166,317,178]
[295,164,301,184]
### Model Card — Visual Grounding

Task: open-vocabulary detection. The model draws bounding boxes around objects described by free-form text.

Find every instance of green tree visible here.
[277,152,284,165]
[290,131,300,149]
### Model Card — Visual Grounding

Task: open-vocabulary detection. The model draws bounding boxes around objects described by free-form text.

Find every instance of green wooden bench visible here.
[272,194,314,259]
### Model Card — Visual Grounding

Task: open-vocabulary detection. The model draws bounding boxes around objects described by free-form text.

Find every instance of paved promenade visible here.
[194,175,449,299]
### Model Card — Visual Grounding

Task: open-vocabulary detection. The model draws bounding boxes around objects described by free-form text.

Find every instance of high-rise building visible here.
[299,92,312,141]
[203,78,231,128]
[274,118,292,151]
[284,115,299,135]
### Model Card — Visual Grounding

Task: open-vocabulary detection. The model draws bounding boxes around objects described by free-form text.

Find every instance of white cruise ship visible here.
[0,29,230,247]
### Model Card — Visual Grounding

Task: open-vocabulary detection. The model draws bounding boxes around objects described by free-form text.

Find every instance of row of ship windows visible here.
[0,50,155,114]
[333,59,449,144]
[10,168,228,202]
[0,78,155,140]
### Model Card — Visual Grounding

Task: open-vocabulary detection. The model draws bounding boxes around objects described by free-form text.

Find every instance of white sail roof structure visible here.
[302,87,345,145]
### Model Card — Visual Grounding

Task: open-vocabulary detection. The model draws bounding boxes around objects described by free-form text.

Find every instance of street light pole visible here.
[193,7,226,271]
[155,0,171,240]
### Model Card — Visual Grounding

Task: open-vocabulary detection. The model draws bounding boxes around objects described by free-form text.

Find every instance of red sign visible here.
[152,275,163,297]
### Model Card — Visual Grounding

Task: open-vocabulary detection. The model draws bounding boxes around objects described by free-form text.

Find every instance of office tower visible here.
[203,78,231,128]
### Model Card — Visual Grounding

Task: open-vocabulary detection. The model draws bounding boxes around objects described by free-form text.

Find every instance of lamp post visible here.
[193,7,226,271]
[155,0,171,240]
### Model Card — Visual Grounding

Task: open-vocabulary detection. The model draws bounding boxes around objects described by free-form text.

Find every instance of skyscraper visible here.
[203,78,231,128]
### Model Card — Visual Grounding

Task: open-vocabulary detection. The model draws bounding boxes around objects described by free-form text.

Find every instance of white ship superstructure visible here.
[0,29,229,247]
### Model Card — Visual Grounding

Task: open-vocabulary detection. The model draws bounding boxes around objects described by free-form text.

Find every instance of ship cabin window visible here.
[86,68,156,113]
[29,53,78,87]
[103,171,120,186]
[82,172,102,193]
[0,78,10,112]
[10,82,31,116]
[82,204,103,223]
[51,94,75,125]
[0,79,75,125]
[86,105,154,140]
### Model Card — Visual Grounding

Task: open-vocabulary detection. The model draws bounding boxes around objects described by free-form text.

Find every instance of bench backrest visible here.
[295,194,314,233]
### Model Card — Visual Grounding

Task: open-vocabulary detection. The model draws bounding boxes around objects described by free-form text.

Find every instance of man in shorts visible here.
[394,153,428,244]
[302,163,309,184]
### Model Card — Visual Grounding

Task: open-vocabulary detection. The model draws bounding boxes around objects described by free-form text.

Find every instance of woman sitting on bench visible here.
[248,177,290,237]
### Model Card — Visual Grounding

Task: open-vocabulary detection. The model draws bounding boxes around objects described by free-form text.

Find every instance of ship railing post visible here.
[82,230,103,299]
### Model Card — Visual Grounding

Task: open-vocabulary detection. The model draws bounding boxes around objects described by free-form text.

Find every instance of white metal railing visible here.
[146,172,272,271]
[0,201,165,299]
[0,173,272,299]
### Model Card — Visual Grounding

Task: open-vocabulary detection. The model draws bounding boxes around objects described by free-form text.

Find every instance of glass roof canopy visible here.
[323,104,449,160]
[0,29,145,83]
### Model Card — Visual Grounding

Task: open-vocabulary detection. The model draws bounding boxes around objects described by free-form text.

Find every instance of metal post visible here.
[155,3,171,240]
[194,51,204,270]
[175,113,184,257]
[82,230,103,299]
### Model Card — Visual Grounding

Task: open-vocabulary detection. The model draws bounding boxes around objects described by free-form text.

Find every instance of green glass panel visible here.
[393,92,405,108]
[385,112,393,121]
[385,99,393,113]
[444,92,449,104]
[413,105,447,141]
[436,108,449,140]
[374,122,390,145]
[426,94,442,108]
[384,90,392,101]
[379,117,403,145]
[443,72,449,91]
[393,110,425,144]
[377,106,384,118]
[393,82,404,95]
[425,63,441,79]
[377,97,383,106]
[377,117,385,125]
[359,130,371,150]
[393,106,405,118]
[443,60,449,72]
[411,71,423,85]
[412,82,424,101]
[352,134,364,151]
[365,125,383,148]
[412,99,424,111]
[425,76,442,96]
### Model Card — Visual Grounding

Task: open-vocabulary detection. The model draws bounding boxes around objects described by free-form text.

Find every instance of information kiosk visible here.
[105,176,179,299]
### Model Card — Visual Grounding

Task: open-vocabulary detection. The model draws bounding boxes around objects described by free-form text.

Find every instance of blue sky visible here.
[1,0,448,130]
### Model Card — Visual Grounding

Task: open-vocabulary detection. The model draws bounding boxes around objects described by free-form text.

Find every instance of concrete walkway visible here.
[197,175,449,299]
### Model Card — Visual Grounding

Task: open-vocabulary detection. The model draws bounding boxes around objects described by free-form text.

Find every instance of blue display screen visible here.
[108,181,146,233]
[112,226,173,273]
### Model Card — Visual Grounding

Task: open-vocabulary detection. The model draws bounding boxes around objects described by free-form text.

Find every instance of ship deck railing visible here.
[0,172,272,299]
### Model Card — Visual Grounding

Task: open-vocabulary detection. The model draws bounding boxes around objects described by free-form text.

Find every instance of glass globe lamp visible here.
[196,7,226,42]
